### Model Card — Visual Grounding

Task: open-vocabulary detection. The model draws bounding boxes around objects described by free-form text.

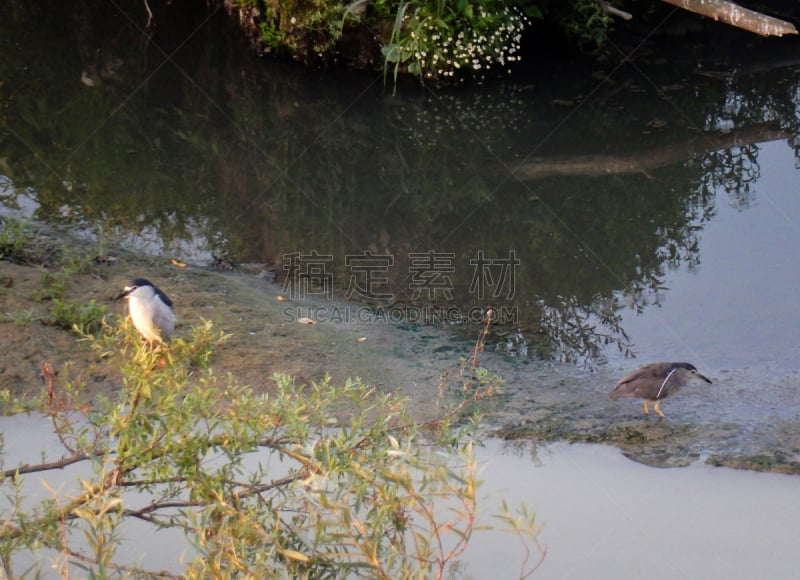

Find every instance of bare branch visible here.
[2,451,95,479]
[63,546,179,579]
[599,1,632,20]
[661,0,798,37]
[143,0,153,28]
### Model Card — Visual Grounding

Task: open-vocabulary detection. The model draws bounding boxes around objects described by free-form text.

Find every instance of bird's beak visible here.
[114,287,133,301]
[697,373,712,384]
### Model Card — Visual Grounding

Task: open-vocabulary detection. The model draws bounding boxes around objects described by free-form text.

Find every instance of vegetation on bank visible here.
[222,0,797,82]
[0,218,543,577]
[227,0,615,81]
[0,218,108,334]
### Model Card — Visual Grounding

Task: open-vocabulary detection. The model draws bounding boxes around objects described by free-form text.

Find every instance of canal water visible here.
[2,1,800,576]
[2,414,799,578]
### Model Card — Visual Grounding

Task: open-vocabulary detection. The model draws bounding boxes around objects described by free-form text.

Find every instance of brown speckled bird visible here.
[609,362,712,418]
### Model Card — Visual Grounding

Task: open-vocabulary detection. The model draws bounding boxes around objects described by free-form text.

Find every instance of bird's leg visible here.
[653,401,665,418]
[643,400,650,415]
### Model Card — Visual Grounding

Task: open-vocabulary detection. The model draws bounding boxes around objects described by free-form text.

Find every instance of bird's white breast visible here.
[127,285,175,342]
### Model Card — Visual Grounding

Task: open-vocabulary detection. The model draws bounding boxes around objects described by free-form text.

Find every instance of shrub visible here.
[382,0,533,83]
[0,318,541,577]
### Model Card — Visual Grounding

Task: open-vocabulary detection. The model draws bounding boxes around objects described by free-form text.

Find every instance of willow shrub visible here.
[0,317,540,578]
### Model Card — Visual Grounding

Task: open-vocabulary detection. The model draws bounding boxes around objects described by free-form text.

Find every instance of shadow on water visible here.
[2,1,800,470]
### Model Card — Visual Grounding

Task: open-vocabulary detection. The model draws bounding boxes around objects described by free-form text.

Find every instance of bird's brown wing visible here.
[609,363,660,399]
[615,365,651,387]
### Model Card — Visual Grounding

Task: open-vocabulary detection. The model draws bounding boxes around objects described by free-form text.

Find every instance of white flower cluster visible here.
[405,4,529,80]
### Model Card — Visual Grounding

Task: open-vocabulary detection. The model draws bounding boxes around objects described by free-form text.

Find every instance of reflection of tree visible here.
[532,294,633,365]
[694,65,800,207]
[0,0,222,246]
[513,124,784,180]
[699,145,761,210]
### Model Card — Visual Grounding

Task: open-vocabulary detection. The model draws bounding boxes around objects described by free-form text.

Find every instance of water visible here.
[615,141,800,370]
[3,415,800,577]
[2,1,800,574]
[464,439,800,579]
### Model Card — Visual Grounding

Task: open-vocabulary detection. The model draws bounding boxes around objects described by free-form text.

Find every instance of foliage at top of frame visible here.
[226,0,618,83]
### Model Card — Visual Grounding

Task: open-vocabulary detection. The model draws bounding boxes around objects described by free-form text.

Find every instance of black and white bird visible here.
[115,278,176,345]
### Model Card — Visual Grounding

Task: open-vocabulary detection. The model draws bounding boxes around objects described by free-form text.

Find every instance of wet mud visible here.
[2,225,799,474]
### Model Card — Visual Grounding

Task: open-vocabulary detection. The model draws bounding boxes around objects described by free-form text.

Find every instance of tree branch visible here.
[599,1,632,21]
[661,0,798,37]
[2,451,96,479]
[63,545,179,579]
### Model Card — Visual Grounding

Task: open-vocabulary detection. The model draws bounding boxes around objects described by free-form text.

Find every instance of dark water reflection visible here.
[2,2,800,445]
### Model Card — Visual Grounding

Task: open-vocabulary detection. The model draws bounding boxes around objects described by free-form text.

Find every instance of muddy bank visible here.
[482,360,800,474]
[0,222,452,414]
[2,222,799,475]
[495,412,800,474]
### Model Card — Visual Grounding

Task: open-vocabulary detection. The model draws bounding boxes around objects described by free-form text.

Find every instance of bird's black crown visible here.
[129,278,173,308]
